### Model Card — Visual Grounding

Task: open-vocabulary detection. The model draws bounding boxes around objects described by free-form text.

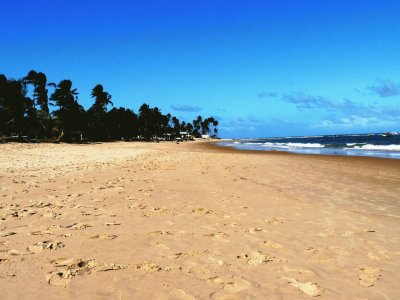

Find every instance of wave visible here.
[230,141,400,151]
[352,144,400,151]
[240,142,325,148]
[273,142,324,148]
[219,134,400,159]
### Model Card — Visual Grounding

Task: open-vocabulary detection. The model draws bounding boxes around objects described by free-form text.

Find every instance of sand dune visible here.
[1,141,399,299]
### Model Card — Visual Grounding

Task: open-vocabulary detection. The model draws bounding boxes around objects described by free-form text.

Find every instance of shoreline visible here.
[204,140,400,166]
[211,137,400,161]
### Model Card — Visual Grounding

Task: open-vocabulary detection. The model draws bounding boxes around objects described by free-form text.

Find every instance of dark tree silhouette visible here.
[108,107,138,140]
[87,84,113,141]
[0,74,36,137]
[50,80,85,141]
[192,115,202,137]
[24,70,53,137]
[0,70,219,142]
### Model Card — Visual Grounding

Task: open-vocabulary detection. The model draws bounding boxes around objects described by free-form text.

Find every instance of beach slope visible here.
[0,142,399,299]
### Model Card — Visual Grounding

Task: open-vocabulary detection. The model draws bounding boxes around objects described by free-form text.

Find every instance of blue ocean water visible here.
[218,133,400,159]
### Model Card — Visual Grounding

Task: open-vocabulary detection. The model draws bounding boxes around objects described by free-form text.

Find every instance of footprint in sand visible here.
[205,232,230,242]
[164,252,200,259]
[246,228,265,234]
[282,277,323,297]
[237,251,274,265]
[0,231,16,237]
[153,242,170,250]
[128,203,147,210]
[29,229,54,236]
[66,223,93,230]
[168,288,195,300]
[368,250,390,261]
[223,222,240,227]
[134,261,178,272]
[358,267,382,287]
[264,217,285,225]
[8,249,22,256]
[28,240,64,254]
[208,257,224,266]
[42,211,62,219]
[263,241,283,249]
[209,275,252,299]
[148,230,173,237]
[47,258,128,287]
[90,234,118,240]
[104,221,121,226]
[305,246,349,262]
[191,208,218,215]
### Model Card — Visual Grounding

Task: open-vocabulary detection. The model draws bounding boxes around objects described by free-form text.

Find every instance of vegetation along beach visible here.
[1,1,400,299]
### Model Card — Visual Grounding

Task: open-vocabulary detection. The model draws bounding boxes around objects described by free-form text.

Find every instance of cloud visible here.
[367,80,400,97]
[258,92,278,98]
[353,88,367,96]
[170,104,202,112]
[282,93,365,112]
[317,115,396,129]
[281,91,400,131]
[219,115,302,133]
[282,93,329,109]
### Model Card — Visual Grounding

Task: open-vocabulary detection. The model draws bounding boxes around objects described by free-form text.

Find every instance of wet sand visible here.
[1,141,399,299]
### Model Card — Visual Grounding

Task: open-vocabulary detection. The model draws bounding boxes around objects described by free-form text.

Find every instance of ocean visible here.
[218,133,400,159]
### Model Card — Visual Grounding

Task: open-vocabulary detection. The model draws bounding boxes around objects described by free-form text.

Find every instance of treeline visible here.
[0,70,218,142]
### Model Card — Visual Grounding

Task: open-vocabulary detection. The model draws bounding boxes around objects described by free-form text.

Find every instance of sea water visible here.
[218,133,400,159]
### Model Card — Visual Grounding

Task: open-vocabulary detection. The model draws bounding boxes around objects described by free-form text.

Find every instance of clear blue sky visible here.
[1,0,400,138]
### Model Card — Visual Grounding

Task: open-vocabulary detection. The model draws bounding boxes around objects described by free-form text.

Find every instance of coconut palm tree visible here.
[87,84,113,141]
[50,80,84,140]
[91,84,113,110]
[192,115,202,137]
[212,119,219,137]
[0,75,36,137]
[24,70,53,137]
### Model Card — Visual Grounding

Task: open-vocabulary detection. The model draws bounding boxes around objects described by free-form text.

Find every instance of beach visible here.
[1,141,399,299]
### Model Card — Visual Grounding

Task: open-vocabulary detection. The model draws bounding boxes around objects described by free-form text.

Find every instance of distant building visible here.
[180,132,193,141]
[201,134,210,139]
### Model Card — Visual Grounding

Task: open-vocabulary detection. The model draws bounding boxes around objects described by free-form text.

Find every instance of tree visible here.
[24,70,50,114]
[0,75,36,136]
[24,70,52,137]
[50,80,85,140]
[171,116,180,135]
[212,119,219,136]
[192,115,202,137]
[186,122,194,135]
[1,70,220,142]
[107,107,138,140]
[87,84,113,141]
[138,103,152,140]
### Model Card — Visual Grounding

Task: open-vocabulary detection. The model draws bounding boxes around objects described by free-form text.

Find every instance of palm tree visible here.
[91,84,113,110]
[87,84,113,141]
[138,103,152,140]
[50,80,84,140]
[1,70,219,143]
[186,122,194,135]
[107,107,138,140]
[24,70,53,137]
[200,118,210,135]
[192,115,202,137]
[212,119,219,137]
[0,75,36,137]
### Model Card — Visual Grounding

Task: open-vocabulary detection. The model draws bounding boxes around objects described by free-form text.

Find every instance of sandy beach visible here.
[1,141,399,299]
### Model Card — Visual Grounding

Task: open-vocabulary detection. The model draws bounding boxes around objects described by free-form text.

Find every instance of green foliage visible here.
[0,71,219,141]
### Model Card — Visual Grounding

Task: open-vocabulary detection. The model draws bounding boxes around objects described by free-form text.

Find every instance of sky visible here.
[1,0,400,138]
